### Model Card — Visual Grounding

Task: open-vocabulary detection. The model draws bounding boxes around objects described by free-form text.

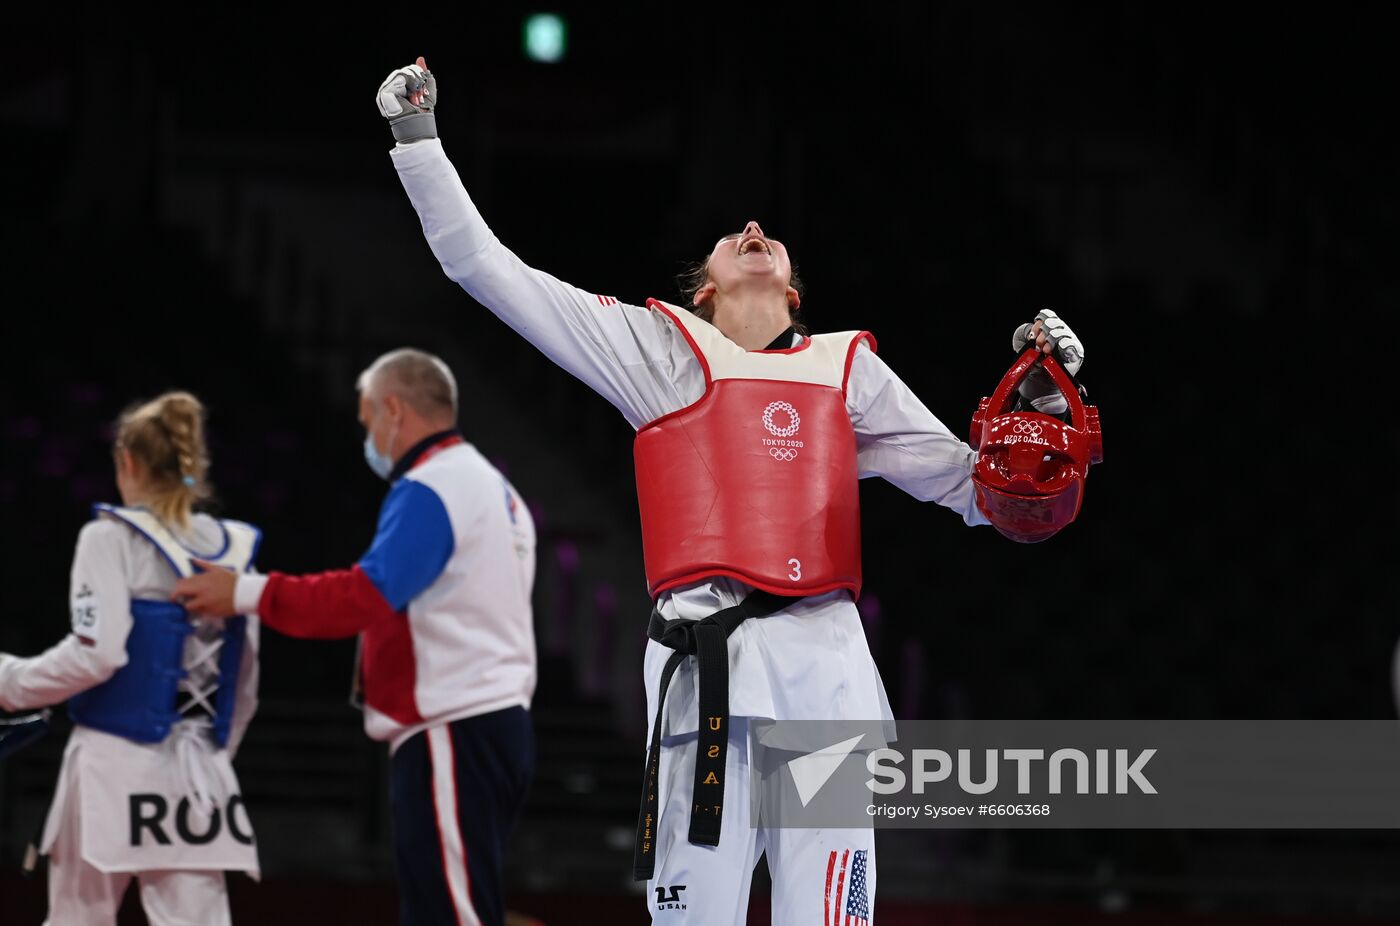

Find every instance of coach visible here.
[176,347,537,926]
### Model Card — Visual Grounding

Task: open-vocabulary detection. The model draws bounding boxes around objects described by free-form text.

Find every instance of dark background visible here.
[1,4,1396,923]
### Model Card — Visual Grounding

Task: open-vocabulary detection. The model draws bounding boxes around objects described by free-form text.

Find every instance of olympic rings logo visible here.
[762,401,801,438]
[1012,419,1044,438]
[770,448,798,462]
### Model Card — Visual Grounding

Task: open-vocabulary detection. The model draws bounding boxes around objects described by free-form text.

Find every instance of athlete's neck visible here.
[709,293,793,351]
[118,488,153,509]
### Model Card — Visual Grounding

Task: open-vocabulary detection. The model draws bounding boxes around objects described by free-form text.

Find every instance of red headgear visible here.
[969,347,1103,543]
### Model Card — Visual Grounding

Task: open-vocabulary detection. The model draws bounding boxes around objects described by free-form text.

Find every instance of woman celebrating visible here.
[0,391,262,926]
[378,59,1089,924]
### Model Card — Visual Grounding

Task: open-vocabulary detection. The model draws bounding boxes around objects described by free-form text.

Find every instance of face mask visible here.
[363,406,399,480]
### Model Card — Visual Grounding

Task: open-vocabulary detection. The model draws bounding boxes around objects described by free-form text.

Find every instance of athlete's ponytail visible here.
[113,391,212,527]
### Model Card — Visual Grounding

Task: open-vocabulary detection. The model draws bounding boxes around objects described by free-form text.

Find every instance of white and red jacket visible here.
[233,432,537,750]
[391,138,987,740]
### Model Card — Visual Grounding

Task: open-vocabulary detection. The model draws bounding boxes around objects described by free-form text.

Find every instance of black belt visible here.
[633,590,793,881]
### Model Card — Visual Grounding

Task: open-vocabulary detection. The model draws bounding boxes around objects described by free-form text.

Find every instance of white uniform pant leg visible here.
[43,786,132,926]
[137,869,232,926]
[41,753,232,926]
[766,826,876,926]
[648,719,763,924]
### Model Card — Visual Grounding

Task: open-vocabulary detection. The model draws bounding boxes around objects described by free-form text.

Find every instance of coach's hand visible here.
[377,56,438,143]
[1011,309,1084,414]
[172,560,238,617]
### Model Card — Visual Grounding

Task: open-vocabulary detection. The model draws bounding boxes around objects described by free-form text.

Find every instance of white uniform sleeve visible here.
[225,615,259,759]
[234,574,269,616]
[0,521,134,711]
[846,344,990,527]
[390,138,703,428]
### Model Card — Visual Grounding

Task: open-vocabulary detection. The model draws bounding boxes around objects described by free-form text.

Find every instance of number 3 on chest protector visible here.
[787,558,801,581]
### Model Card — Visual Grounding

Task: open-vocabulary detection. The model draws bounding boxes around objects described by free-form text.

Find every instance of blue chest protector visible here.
[67,505,262,748]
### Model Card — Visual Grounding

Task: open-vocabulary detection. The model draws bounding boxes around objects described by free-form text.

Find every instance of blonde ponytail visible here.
[114,391,213,528]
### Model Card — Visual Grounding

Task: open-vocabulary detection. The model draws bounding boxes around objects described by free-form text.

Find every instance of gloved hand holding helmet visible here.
[1010,309,1084,416]
[971,313,1102,542]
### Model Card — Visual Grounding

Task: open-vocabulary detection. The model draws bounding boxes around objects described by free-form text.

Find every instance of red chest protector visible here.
[634,300,875,599]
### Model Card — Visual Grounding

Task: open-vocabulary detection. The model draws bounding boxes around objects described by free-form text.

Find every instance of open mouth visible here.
[738,236,772,257]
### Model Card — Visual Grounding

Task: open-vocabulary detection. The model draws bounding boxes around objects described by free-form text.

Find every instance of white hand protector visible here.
[377,62,438,143]
[1011,309,1085,415]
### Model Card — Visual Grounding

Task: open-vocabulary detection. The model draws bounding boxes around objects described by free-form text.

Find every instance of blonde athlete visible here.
[0,392,261,925]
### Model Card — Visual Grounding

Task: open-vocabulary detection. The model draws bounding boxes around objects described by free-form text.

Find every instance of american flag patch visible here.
[825,848,869,925]
[594,294,619,306]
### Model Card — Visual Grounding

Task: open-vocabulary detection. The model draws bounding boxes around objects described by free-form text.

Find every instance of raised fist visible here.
[377,56,438,143]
